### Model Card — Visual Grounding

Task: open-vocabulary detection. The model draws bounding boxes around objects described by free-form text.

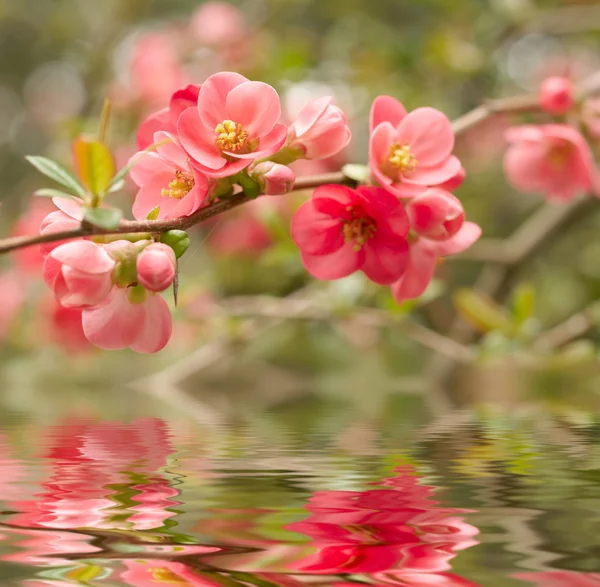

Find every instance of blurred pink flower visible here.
[10,199,54,273]
[514,571,600,586]
[190,2,247,47]
[392,222,481,303]
[42,297,90,352]
[137,243,177,292]
[130,131,210,221]
[291,185,410,284]
[504,124,596,201]
[288,96,351,160]
[370,96,461,198]
[39,197,84,258]
[539,76,575,115]
[82,287,172,353]
[42,240,116,309]
[406,189,464,241]
[178,72,287,178]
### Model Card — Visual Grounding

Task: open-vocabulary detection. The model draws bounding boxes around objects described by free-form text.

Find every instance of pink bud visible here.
[539,77,575,115]
[136,243,177,293]
[438,165,467,191]
[251,162,295,195]
[289,96,351,160]
[406,189,465,241]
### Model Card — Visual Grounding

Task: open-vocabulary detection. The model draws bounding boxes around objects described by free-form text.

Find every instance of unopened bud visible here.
[251,162,295,195]
[539,77,575,115]
[136,243,177,292]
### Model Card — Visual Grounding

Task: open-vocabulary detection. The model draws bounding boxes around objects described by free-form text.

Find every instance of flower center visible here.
[162,171,194,200]
[149,567,188,584]
[215,119,251,154]
[342,206,377,252]
[388,144,418,175]
[547,140,574,170]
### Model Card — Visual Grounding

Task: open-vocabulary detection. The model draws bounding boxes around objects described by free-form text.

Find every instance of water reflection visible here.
[0,413,594,586]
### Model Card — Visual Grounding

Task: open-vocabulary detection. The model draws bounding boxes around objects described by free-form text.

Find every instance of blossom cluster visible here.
[292,95,480,303]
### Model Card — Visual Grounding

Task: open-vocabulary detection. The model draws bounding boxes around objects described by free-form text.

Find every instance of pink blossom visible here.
[39,197,84,258]
[514,571,600,586]
[137,84,201,150]
[251,161,295,195]
[369,96,461,198]
[42,240,115,309]
[190,2,247,47]
[504,124,595,201]
[439,165,466,191]
[82,287,172,353]
[10,199,54,273]
[406,189,464,241]
[539,76,575,115]
[137,243,177,292]
[178,71,287,178]
[392,222,481,303]
[288,96,351,159]
[291,185,410,285]
[130,131,210,220]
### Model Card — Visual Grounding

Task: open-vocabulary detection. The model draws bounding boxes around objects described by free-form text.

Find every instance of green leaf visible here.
[83,207,122,230]
[73,137,115,196]
[34,188,81,201]
[453,288,516,335]
[160,230,190,258]
[26,156,86,198]
[511,283,536,326]
[146,206,160,220]
[107,178,126,193]
[342,163,370,183]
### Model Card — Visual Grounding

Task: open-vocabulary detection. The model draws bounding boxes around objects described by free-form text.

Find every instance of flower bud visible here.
[105,240,140,287]
[136,243,177,292]
[251,162,295,195]
[406,188,465,241]
[288,96,351,160]
[539,77,575,115]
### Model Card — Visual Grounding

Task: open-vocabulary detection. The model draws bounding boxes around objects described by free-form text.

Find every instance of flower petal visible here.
[291,201,344,255]
[197,71,248,130]
[50,241,114,274]
[130,294,173,354]
[370,95,407,132]
[226,81,282,136]
[362,237,409,285]
[301,242,363,281]
[178,107,226,171]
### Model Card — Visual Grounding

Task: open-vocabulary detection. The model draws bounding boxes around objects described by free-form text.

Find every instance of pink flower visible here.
[369,96,461,198]
[42,240,115,309]
[82,287,172,353]
[291,185,410,285]
[251,161,295,195]
[178,72,287,178]
[137,243,177,292]
[539,76,575,115]
[39,197,84,258]
[121,560,222,587]
[513,571,600,587]
[392,222,481,303]
[137,84,201,150]
[406,189,464,241]
[288,96,351,159]
[439,165,466,191]
[504,124,595,201]
[130,131,210,221]
[190,2,247,47]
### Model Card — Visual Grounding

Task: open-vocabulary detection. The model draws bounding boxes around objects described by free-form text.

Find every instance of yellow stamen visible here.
[341,206,377,252]
[161,171,194,200]
[215,119,250,154]
[148,567,188,584]
[388,144,418,174]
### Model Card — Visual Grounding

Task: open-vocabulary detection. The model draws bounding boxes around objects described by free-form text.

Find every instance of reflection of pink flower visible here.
[392,222,481,303]
[121,560,222,587]
[370,96,461,198]
[82,287,172,353]
[0,434,26,499]
[504,125,596,202]
[284,467,479,575]
[514,571,600,586]
[291,185,410,284]
[178,72,287,178]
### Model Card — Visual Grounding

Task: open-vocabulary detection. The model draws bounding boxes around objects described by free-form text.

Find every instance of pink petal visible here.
[424,222,482,256]
[370,95,407,132]
[301,242,363,281]
[177,107,226,171]
[137,108,171,150]
[293,96,333,137]
[129,152,173,187]
[369,122,397,173]
[169,84,201,123]
[82,289,144,350]
[503,143,547,194]
[362,237,410,285]
[225,81,282,136]
[50,241,114,274]
[291,201,344,255]
[130,294,173,354]
[197,71,248,130]
[194,156,249,179]
[391,244,438,302]
[60,267,113,308]
[355,186,410,237]
[52,197,84,221]
[132,170,175,221]
[396,107,455,166]
[505,125,544,143]
[312,184,354,215]
[223,123,288,160]
[408,155,462,186]
[153,131,190,170]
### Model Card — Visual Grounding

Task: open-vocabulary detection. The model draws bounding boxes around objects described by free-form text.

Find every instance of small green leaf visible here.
[146,206,160,220]
[453,288,516,335]
[84,207,122,230]
[26,156,86,198]
[34,188,81,201]
[511,282,536,326]
[160,230,190,258]
[107,178,126,193]
[342,163,370,183]
[73,137,115,196]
